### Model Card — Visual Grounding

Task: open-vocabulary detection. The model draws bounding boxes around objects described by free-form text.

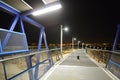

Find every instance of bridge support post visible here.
[26,56,35,80]
[112,24,120,50]
[106,24,120,69]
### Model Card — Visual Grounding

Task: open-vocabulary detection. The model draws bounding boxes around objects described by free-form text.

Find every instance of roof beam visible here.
[22,16,44,28]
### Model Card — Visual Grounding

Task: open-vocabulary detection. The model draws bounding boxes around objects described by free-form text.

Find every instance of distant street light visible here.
[72,37,76,49]
[82,42,84,48]
[60,25,68,56]
[78,41,81,49]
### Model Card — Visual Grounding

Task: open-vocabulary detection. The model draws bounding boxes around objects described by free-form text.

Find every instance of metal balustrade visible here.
[0,48,62,80]
[87,49,120,79]
[0,29,29,55]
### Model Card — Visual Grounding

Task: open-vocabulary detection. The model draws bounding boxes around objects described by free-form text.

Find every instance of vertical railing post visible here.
[34,28,44,80]
[60,25,63,54]
[0,40,7,80]
[1,57,7,80]
[43,31,53,66]
[26,55,35,80]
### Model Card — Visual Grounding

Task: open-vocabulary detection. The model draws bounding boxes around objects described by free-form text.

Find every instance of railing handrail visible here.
[0,48,60,62]
[87,48,120,55]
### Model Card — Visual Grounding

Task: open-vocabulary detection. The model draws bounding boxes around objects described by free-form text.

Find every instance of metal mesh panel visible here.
[108,54,120,79]
[0,29,28,55]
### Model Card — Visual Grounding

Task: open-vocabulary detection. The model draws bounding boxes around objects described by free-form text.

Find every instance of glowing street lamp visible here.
[60,25,68,55]
[72,37,76,49]
[32,3,62,16]
[82,42,85,48]
[78,40,81,49]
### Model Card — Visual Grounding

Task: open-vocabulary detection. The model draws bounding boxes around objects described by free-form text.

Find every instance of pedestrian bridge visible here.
[0,1,120,80]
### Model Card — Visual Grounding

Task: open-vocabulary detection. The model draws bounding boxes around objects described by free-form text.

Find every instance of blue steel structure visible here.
[1,0,120,80]
[112,24,120,50]
[0,1,53,80]
[106,24,120,79]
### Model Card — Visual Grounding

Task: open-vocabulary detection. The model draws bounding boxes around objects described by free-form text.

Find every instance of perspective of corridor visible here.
[0,0,120,80]
[41,49,117,80]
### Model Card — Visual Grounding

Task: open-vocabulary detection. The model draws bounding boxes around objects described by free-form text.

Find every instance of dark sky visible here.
[1,0,120,44]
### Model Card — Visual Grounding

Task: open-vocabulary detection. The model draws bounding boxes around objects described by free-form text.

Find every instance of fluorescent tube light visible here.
[32,3,62,16]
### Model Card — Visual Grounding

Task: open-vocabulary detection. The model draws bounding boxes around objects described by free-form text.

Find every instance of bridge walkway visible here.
[40,49,115,80]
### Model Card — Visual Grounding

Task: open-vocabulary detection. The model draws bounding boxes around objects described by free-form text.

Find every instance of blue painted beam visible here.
[0,39,2,53]
[37,28,44,50]
[21,10,32,16]
[112,24,120,50]
[0,1,19,15]
[22,16,44,28]
[19,17,25,33]
[0,1,51,80]
[9,16,19,31]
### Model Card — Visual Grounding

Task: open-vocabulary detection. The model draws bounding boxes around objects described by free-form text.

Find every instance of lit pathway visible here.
[40,49,114,80]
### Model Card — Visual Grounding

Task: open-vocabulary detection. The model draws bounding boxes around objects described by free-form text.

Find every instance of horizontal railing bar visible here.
[0,48,60,62]
[87,48,120,55]
[87,48,109,52]
[8,59,49,80]
[109,60,120,68]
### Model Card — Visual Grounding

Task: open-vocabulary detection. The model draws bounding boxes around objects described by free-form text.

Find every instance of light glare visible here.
[32,4,62,16]
[64,27,68,31]
[73,38,76,40]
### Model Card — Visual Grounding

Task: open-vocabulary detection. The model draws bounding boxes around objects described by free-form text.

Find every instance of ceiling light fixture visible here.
[32,3,62,16]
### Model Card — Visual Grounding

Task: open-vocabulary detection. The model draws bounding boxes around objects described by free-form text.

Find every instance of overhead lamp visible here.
[42,0,58,5]
[32,3,62,16]
[63,27,69,31]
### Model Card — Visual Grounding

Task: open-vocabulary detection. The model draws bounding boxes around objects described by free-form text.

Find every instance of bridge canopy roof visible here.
[1,0,59,12]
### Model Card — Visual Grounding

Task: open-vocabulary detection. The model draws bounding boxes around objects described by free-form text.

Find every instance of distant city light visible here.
[32,3,62,16]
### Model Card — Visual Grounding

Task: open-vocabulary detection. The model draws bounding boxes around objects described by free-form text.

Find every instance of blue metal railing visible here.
[87,49,120,79]
[0,48,62,80]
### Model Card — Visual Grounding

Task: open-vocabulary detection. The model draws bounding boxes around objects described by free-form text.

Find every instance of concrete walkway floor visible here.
[40,49,115,80]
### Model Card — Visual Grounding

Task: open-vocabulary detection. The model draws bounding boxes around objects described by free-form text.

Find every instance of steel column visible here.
[37,28,44,50]
[107,24,120,71]
[19,17,25,33]
[112,24,120,50]
[43,32,53,66]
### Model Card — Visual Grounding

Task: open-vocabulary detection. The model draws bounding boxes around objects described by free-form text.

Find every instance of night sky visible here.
[0,0,120,44]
